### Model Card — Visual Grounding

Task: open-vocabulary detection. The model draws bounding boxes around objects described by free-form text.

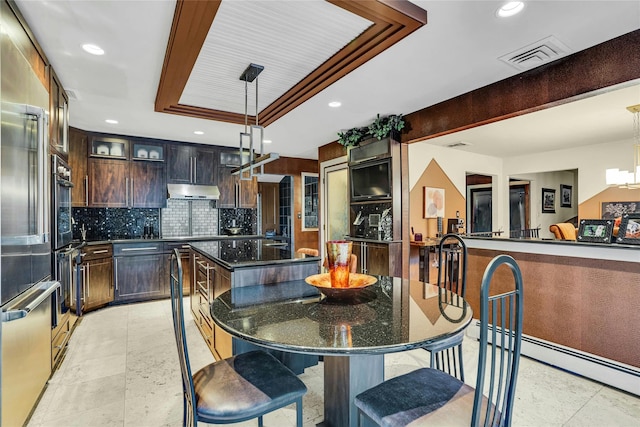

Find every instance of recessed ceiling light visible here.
[497,1,524,18]
[328,101,342,108]
[82,43,105,55]
[105,119,118,124]
[194,131,204,135]
[263,139,272,144]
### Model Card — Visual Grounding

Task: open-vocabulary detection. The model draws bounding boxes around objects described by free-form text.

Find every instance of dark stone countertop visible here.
[211,277,473,355]
[190,239,320,271]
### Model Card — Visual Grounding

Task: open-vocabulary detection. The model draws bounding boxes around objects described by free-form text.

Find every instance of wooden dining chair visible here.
[355,254,524,427]
[169,249,307,427]
[423,233,468,381]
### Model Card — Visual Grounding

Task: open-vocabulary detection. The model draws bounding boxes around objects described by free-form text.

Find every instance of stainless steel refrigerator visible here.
[1,20,60,427]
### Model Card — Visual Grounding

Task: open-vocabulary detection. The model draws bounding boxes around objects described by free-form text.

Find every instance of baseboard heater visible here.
[466,321,640,397]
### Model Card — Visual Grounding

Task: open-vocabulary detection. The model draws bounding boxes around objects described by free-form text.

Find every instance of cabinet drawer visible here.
[198,307,214,347]
[82,244,112,260]
[113,242,163,256]
[51,316,71,366]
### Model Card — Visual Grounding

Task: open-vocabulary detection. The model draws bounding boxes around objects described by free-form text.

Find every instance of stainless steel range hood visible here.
[167,184,220,200]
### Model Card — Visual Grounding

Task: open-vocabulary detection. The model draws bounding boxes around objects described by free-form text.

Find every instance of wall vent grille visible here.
[499,36,571,71]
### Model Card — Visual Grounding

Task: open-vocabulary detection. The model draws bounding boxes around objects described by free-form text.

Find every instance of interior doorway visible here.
[321,159,349,258]
[509,181,531,233]
[466,174,493,233]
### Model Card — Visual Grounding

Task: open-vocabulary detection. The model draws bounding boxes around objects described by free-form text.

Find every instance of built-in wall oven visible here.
[52,154,73,250]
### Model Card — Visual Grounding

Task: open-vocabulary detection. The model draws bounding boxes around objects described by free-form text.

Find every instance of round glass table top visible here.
[210,276,473,355]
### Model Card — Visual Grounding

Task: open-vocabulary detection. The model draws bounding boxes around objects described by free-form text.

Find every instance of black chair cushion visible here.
[355,368,491,426]
[193,350,307,423]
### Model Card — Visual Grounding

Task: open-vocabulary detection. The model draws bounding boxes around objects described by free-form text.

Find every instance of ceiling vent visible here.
[499,36,571,71]
[445,141,472,149]
[66,89,79,100]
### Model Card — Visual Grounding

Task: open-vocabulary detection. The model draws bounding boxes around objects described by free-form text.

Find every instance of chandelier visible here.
[605,104,640,188]
[232,63,279,179]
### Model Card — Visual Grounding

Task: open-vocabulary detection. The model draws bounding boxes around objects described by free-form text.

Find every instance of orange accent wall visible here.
[579,187,640,219]
[409,159,466,238]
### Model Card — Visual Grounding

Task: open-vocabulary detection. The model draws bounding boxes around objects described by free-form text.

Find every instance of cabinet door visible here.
[165,250,191,296]
[84,257,113,310]
[194,147,217,185]
[239,176,258,208]
[130,161,166,208]
[213,264,232,359]
[114,254,165,302]
[167,145,193,184]
[69,128,88,207]
[217,165,237,207]
[352,242,363,273]
[260,182,279,232]
[366,243,390,276]
[88,158,128,207]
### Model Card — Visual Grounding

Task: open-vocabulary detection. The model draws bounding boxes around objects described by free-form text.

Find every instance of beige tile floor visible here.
[28,299,640,427]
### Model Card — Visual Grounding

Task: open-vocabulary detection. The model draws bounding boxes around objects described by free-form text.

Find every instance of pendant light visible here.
[232,63,279,178]
[605,104,640,188]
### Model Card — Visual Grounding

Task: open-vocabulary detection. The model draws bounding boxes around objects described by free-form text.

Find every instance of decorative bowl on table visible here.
[305,273,377,302]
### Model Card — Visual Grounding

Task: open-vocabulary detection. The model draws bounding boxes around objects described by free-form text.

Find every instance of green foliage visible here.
[337,114,404,147]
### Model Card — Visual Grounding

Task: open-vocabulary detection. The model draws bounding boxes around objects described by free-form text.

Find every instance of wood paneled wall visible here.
[467,248,640,368]
[264,157,320,251]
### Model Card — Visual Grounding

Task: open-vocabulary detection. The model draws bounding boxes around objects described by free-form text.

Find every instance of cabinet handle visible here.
[80,265,86,302]
[125,177,130,207]
[92,250,109,254]
[190,157,194,184]
[193,158,197,184]
[121,247,158,252]
[84,176,89,206]
[86,264,90,298]
[114,258,118,291]
[130,178,134,206]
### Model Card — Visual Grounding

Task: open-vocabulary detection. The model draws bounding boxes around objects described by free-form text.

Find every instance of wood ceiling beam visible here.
[403,29,640,144]
[154,0,427,126]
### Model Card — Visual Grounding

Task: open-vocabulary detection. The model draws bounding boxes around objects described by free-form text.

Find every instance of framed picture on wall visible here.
[577,219,613,243]
[542,188,556,213]
[616,214,640,245]
[560,184,572,208]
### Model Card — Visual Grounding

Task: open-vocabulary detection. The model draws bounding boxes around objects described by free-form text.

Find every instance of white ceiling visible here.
[14,1,640,160]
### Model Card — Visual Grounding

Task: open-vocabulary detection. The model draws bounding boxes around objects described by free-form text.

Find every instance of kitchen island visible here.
[188,238,320,367]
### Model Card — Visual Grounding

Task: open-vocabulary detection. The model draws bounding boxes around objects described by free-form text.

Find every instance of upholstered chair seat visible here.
[193,351,307,424]
[355,368,495,426]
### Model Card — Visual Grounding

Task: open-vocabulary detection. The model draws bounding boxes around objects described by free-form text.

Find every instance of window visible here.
[302,173,319,230]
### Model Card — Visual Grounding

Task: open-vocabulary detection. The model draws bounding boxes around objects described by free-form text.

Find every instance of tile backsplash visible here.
[72,208,160,241]
[161,199,219,237]
[218,208,256,235]
[350,202,393,240]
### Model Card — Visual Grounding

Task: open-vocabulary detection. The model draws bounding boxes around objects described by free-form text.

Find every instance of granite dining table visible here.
[210,275,473,427]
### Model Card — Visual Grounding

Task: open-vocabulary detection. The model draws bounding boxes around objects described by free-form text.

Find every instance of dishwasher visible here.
[2,280,60,427]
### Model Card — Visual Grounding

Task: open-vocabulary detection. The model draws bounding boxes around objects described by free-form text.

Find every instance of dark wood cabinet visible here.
[218,161,258,208]
[80,244,114,312]
[88,158,128,207]
[352,241,401,276]
[86,139,166,208]
[83,257,114,309]
[167,144,217,185]
[130,161,166,208]
[189,250,233,360]
[69,127,88,207]
[114,243,165,302]
[213,264,232,359]
[165,242,191,296]
[49,71,68,158]
[259,182,279,232]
